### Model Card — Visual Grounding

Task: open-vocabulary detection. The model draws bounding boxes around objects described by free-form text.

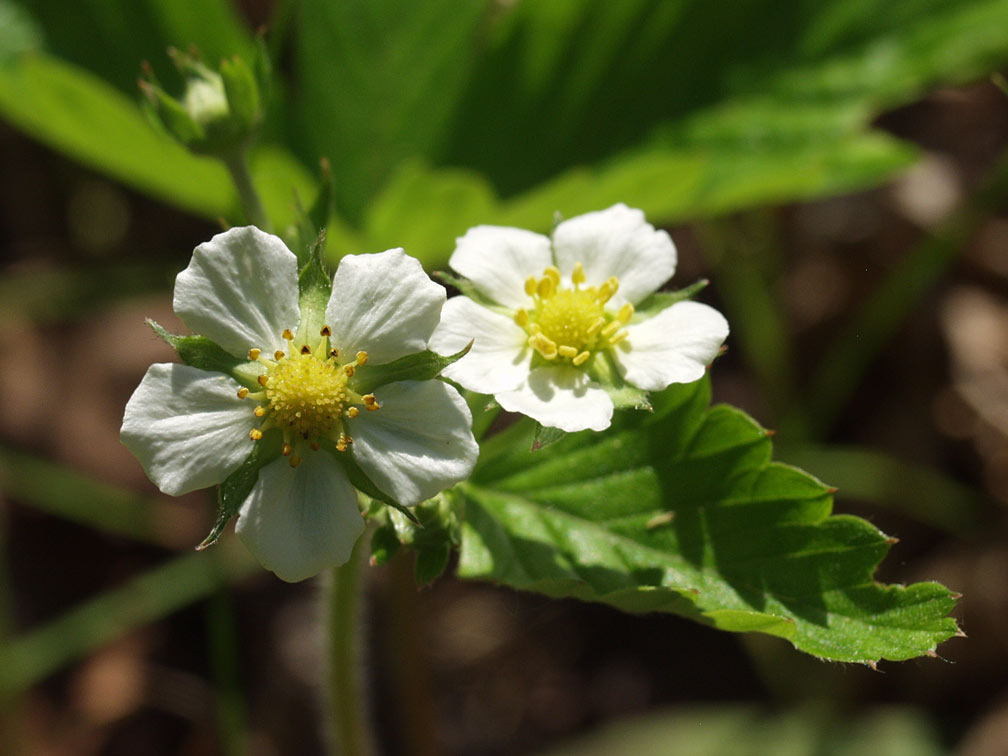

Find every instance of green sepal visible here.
[352,341,472,394]
[138,79,205,146]
[295,232,332,345]
[332,446,420,525]
[198,430,280,550]
[589,351,653,412]
[369,522,402,566]
[531,424,566,452]
[634,279,710,318]
[147,318,244,374]
[414,542,452,587]
[219,55,261,133]
[434,271,501,309]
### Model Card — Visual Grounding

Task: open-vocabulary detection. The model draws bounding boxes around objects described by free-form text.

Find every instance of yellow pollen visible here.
[274,350,285,360]
[262,348,350,441]
[347,407,360,418]
[254,405,266,417]
[516,261,632,364]
[282,329,294,340]
[320,325,332,337]
[248,348,261,361]
[344,364,355,377]
[237,387,249,399]
[257,374,269,387]
[249,429,263,440]
[355,351,368,366]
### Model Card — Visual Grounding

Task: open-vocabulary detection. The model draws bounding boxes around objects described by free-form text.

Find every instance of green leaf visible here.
[147,318,244,374]
[352,342,472,394]
[369,523,402,566]
[531,424,566,452]
[457,379,960,663]
[199,432,280,550]
[414,542,451,587]
[634,279,710,317]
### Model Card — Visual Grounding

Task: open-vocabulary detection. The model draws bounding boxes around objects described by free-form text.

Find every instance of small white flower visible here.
[121,227,478,582]
[430,204,729,432]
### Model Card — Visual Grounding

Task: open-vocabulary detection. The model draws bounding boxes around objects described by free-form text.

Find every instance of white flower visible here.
[121,227,478,582]
[430,204,729,432]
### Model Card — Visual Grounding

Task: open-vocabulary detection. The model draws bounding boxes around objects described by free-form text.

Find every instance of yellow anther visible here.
[536,276,555,299]
[347,406,360,418]
[289,455,302,468]
[514,309,529,327]
[329,348,339,359]
[320,325,332,337]
[617,303,634,323]
[544,266,561,285]
[571,262,586,286]
[257,374,269,387]
[355,351,368,366]
[529,332,558,359]
[300,344,312,355]
[274,350,285,360]
[587,317,605,335]
[254,406,266,417]
[248,348,261,361]
[344,364,355,377]
[282,442,293,456]
[524,276,537,296]
[557,345,578,358]
[282,329,294,341]
[363,394,380,410]
[249,429,263,440]
[572,351,590,366]
[335,436,348,452]
[609,330,629,346]
[237,387,249,399]
[600,321,621,338]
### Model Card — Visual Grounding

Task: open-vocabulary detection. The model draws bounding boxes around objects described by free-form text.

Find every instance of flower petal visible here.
[614,301,729,391]
[173,226,300,357]
[496,366,613,432]
[552,204,677,306]
[120,363,254,496]
[235,454,364,582]
[327,248,445,365]
[429,296,532,394]
[449,225,552,308]
[348,380,478,506]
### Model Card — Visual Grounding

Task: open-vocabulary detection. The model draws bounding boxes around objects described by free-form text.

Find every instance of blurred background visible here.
[1,0,1008,754]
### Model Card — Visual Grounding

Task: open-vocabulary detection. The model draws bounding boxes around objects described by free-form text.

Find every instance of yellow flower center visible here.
[514,262,633,366]
[237,327,380,467]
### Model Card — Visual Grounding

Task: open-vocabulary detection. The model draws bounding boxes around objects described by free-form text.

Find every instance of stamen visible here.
[600,321,621,338]
[248,348,261,361]
[257,374,269,387]
[344,364,355,377]
[274,350,285,360]
[536,276,554,299]
[363,394,380,411]
[237,387,249,399]
[347,407,360,418]
[571,262,586,286]
[544,266,561,286]
[524,276,537,296]
[557,345,578,358]
[289,455,302,468]
[282,442,293,456]
[617,303,634,323]
[329,348,339,359]
[355,351,368,366]
[572,351,590,366]
[282,328,294,341]
[300,344,312,355]
[514,309,529,327]
[249,429,263,440]
[609,330,629,346]
[587,317,605,335]
[320,325,332,337]
[254,406,266,417]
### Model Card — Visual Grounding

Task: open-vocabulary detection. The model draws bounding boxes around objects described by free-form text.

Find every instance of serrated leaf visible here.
[147,318,243,374]
[457,378,960,663]
[531,424,566,452]
[351,342,472,394]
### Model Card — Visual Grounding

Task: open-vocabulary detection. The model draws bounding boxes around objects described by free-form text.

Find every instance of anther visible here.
[329,348,339,359]
[320,325,332,337]
[344,364,355,377]
[249,429,263,440]
[355,351,368,366]
[571,262,586,286]
[557,345,578,358]
[536,277,554,299]
[544,266,561,286]
[335,435,348,452]
[282,328,294,340]
[609,330,629,346]
[254,406,266,417]
[363,394,380,410]
[282,442,293,456]
[289,455,302,468]
[587,317,605,335]
[347,407,360,418]
[572,351,590,366]
[257,374,269,387]
[617,303,634,323]
[300,344,312,355]
[274,350,285,360]
[514,309,529,327]
[524,276,537,296]
[248,348,261,361]
[237,387,249,399]
[600,321,621,338]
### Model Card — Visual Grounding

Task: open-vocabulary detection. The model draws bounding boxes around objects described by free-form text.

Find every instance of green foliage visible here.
[458,378,960,663]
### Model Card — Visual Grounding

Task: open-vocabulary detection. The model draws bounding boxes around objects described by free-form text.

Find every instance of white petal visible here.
[614,301,729,391]
[496,366,613,432]
[235,454,364,582]
[120,363,255,496]
[449,225,552,308]
[327,248,445,365]
[348,380,478,506]
[552,204,677,306]
[429,296,532,394]
[173,226,300,357]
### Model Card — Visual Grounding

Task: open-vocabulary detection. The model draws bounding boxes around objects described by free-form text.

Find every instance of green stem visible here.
[222,151,271,232]
[326,532,375,756]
